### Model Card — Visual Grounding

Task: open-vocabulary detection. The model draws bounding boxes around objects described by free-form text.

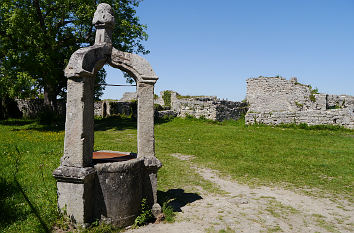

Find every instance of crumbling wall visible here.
[119,92,137,102]
[156,91,247,121]
[94,101,135,117]
[327,95,354,109]
[246,76,326,112]
[245,77,354,129]
[15,99,65,118]
[15,99,133,118]
[246,109,354,129]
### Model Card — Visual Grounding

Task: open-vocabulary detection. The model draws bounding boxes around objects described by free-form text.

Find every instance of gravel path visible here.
[126,154,354,233]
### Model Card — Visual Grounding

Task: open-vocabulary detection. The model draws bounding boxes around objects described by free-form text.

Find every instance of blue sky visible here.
[103,0,354,101]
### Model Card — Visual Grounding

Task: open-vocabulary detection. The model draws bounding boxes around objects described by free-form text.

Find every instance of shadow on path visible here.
[158,189,202,212]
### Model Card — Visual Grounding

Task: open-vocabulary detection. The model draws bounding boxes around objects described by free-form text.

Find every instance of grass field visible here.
[0,116,353,232]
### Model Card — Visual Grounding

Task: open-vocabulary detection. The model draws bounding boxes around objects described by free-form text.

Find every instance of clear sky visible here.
[102,0,354,101]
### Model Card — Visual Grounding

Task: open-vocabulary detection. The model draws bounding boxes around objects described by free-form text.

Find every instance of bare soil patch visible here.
[126,154,354,233]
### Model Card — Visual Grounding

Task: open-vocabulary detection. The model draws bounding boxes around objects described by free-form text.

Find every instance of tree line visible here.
[0,0,148,119]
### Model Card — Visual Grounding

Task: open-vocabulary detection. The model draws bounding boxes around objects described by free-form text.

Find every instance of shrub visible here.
[133,198,153,227]
[154,104,164,111]
[129,100,137,118]
[162,91,172,108]
[309,87,319,102]
[162,202,175,223]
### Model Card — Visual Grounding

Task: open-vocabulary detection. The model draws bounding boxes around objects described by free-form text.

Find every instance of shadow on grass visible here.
[157,189,202,212]
[0,177,50,233]
[0,178,27,229]
[95,115,137,131]
[14,178,50,233]
[0,119,34,126]
[0,117,65,132]
[3,114,175,132]
[94,115,174,131]
[1,147,52,232]
[24,122,65,132]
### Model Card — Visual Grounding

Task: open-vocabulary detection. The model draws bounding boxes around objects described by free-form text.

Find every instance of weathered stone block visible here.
[53,166,96,224]
[137,83,155,158]
[61,77,94,167]
[245,77,354,129]
[94,158,144,227]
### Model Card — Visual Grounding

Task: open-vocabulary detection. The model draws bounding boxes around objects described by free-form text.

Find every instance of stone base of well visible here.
[94,156,145,227]
[53,151,162,227]
[53,166,96,224]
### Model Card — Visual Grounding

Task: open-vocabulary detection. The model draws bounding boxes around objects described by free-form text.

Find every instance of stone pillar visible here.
[53,75,95,224]
[137,81,162,217]
[61,76,95,167]
[137,82,155,158]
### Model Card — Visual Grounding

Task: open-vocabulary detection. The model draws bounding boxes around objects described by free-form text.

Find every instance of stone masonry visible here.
[52,3,162,226]
[94,91,248,121]
[155,91,248,121]
[15,99,65,118]
[245,76,354,129]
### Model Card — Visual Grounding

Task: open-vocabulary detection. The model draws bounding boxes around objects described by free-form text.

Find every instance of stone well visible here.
[94,152,144,227]
[53,3,162,226]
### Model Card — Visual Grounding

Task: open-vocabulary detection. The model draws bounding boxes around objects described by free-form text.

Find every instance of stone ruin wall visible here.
[15,98,134,119]
[14,81,354,129]
[16,99,66,118]
[13,91,248,121]
[111,91,248,121]
[94,101,134,117]
[155,91,248,121]
[245,77,354,129]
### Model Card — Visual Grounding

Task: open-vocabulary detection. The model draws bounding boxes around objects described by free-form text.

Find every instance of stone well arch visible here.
[53,3,161,226]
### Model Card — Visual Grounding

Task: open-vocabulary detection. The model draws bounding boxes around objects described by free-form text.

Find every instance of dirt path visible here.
[126,154,354,233]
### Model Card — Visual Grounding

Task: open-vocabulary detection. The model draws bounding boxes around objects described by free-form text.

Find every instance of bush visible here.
[162,91,172,108]
[129,100,137,119]
[162,202,175,223]
[154,104,164,111]
[133,198,153,227]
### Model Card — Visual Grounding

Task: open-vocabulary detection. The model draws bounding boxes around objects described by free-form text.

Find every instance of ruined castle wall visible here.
[15,99,66,118]
[173,97,218,120]
[246,77,326,112]
[94,101,134,117]
[14,99,133,119]
[119,92,137,102]
[94,102,104,116]
[245,77,354,129]
[326,95,354,109]
[246,108,354,129]
[164,91,247,121]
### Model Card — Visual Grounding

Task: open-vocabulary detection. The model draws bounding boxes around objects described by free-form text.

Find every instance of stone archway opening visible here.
[93,68,139,163]
[53,3,162,227]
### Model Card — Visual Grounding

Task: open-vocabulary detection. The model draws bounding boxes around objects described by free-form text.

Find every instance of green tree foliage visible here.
[0,0,148,110]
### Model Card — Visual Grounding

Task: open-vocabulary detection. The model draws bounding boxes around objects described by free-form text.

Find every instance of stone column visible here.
[137,81,162,217]
[137,81,155,157]
[53,75,96,224]
[61,76,95,167]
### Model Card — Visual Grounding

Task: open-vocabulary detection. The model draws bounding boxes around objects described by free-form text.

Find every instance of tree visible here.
[0,0,148,112]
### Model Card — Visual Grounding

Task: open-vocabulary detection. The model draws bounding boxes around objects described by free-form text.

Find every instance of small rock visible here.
[152,203,162,217]
[239,199,248,204]
[154,213,165,224]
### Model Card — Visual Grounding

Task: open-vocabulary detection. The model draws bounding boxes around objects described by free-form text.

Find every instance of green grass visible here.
[0,116,353,232]
[156,117,353,199]
[0,119,63,232]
